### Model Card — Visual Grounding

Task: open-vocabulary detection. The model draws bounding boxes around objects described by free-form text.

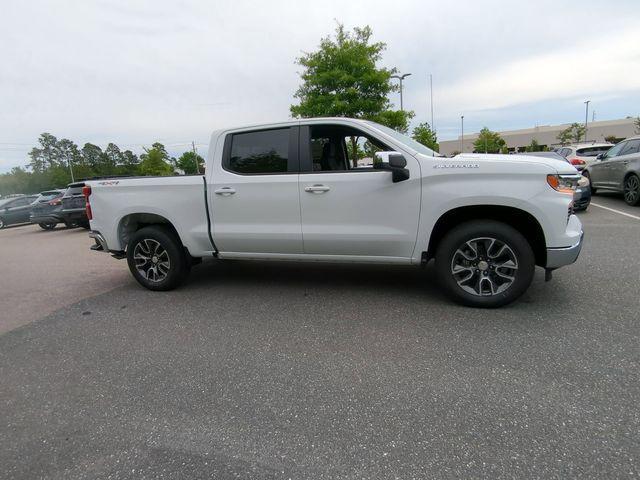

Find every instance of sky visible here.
[1,0,640,172]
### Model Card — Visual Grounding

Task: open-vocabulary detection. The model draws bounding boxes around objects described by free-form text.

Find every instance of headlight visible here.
[547,174,580,194]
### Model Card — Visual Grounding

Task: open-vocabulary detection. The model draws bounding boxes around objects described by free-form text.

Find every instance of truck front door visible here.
[297,124,421,259]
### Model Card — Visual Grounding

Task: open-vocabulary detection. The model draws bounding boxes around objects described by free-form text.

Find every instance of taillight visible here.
[82,185,93,220]
[570,158,585,166]
[48,198,62,206]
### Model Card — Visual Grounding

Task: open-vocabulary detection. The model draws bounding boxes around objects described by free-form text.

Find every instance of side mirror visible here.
[373,151,410,183]
[596,153,605,160]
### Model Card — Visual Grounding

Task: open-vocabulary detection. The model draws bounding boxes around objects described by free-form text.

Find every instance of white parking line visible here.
[590,202,640,221]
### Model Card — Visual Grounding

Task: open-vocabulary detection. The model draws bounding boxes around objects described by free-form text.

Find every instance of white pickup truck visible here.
[85,118,583,307]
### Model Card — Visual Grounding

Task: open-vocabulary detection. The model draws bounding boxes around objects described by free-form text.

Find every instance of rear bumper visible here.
[89,230,108,251]
[546,231,584,269]
[61,208,87,223]
[30,214,63,224]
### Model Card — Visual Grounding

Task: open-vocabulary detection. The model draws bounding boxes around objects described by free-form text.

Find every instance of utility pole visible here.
[460,115,464,153]
[429,74,435,132]
[68,159,75,183]
[391,73,412,111]
[584,100,590,142]
[192,141,201,174]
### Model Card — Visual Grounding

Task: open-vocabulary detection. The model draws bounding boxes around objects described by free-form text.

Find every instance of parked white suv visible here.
[556,143,613,170]
[84,118,584,307]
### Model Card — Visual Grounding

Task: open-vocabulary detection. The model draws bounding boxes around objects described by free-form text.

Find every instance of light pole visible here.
[391,72,412,111]
[584,100,590,142]
[429,73,435,132]
[460,115,464,153]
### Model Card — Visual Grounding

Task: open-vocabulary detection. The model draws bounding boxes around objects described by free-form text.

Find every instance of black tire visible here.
[39,223,56,230]
[80,221,90,229]
[434,220,535,308]
[623,173,640,206]
[126,225,190,291]
[64,221,78,229]
[0,217,5,229]
[583,171,596,195]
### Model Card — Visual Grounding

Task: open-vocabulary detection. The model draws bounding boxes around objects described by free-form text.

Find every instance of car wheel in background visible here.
[80,221,90,229]
[623,174,640,206]
[0,217,5,229]
[126,225,190,291]
[38,223,56,230]
[435,220,535,308]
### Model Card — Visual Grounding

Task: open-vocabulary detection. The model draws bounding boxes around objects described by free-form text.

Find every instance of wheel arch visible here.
[426,205,547,267]
[118,213,185,252]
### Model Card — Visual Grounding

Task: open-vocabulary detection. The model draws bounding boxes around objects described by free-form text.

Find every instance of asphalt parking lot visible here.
[1,194,639,479]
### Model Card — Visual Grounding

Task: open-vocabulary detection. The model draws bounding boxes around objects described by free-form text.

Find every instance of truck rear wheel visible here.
[126,225,190,291]
[434,220,535,308]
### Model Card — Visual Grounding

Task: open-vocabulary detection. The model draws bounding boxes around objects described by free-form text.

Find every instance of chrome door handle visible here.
[304,184,330,193]
[214,187,236,195]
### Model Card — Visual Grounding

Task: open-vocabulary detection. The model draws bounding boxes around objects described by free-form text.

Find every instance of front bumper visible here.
[546,231,584,269]
[573,187,591,211]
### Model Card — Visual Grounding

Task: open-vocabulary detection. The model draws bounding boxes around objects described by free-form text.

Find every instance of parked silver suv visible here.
[582,136,640,206]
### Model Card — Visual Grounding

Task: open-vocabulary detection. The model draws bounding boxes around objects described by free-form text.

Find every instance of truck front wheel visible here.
[126,225,190,291]
[434,220,535,308]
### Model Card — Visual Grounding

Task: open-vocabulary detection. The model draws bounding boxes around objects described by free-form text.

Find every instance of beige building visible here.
[439,117,638,156]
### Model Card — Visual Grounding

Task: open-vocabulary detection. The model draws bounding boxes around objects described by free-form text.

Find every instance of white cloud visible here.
[434,28,640,114]
[1,0,639,170]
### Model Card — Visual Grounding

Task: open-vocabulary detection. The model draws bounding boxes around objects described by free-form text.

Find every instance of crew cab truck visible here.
[85,118,583,307]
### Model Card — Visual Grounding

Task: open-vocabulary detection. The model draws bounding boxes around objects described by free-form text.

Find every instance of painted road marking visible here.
[591,202,640,221]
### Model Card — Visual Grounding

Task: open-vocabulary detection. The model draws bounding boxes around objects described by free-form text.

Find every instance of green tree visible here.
[28,133,59,173]
[139,143,174,176]
[176,151,204,174]
[634,116,640,134]
[526,138,543,152]
[290,23,413,133]
[119,149,140,175]
[473,127,506,153]
[557,123,586,144]
[412,122,438,151]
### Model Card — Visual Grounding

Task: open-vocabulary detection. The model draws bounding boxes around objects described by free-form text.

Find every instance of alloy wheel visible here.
[133,238,171,283]
[450,237,518,296]
[624,175,639,205]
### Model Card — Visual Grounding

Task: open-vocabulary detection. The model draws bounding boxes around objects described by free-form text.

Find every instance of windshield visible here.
[365,121,439,157]
[38,191,62,201]
[576,146,611,157]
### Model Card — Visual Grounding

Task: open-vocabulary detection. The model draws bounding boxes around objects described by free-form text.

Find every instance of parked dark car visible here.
[29,189,66,230]
[0,195,39,228]
[61,182,90,228]
[582,136,640,206]
[520,151,591,211]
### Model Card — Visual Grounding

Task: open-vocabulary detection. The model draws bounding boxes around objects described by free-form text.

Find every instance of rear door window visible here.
[225,128,293,174]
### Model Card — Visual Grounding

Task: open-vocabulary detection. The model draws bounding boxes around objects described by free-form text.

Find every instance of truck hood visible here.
[453,153,578,175]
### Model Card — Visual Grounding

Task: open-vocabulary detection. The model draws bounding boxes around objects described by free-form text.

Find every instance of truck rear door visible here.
[209,126,303,254]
